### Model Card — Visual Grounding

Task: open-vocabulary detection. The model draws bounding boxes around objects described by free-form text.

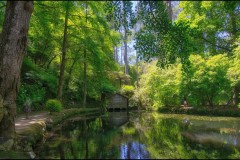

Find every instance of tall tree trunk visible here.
[233,86,239,106]
[164,0,172,21]
[114,46,119,63]
[66,58,78,91]
[83,48,87,108]
[46,54,57,69]
[207,95,214,107]
[136,52,139,87]
[134,23,139,88]
[124,27,129,75]
[0,1,33,150]
[229,7,238,105]
[121,45,123,66]
[57,2,69,101]
[122,1,129,75]
[209,10,216,55]
[209,31,216,55]
[83,1,88,108]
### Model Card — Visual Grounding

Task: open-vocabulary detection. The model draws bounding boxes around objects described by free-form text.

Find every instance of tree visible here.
[57,2,70,101]
[164,1,173,21]
[176,1,240,55]
[105,1,135,74]
[83,1,88,108]
[27,1,60,67]
[60,1,120,104]
[134,1,194,68]
[228,37,240,106]
[133,61,182,109]
[182,54,231,107]
[176,1,240,106]
[0,1,33,150]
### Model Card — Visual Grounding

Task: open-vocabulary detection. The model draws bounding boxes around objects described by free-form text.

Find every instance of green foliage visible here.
[134,61,182,110]
[120,85,134,97]
[46,99,63,112]
[105,1,135,31]
[17,83,45,111]
[122,127,136,135]
[10,1,239,113]
[183,54,231,106]
[18,57,58,109]
[135,52,235,110]
[21,57,58,92]
[15,1,122,108]
[228,37,240,87]
[131,1,239,111]
[100,83,117,94]
[0,1,6,32]
[21,57,37,73]
[176,1,240,55]
[129,65,137,84]
[134,2,194,68]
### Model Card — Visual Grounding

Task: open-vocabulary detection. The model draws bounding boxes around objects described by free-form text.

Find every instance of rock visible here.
[27,151,36,159]
[16,122,47,152]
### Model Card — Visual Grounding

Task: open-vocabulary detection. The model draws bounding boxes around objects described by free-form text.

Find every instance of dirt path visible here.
[15,111,49,133]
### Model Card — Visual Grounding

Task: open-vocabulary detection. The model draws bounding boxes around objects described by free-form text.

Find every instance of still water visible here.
[36,111,240,159]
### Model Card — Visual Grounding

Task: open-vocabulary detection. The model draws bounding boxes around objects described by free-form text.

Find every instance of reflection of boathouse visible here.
[107,93,128,111]
[107,93,129,126]
[108,111,129,126]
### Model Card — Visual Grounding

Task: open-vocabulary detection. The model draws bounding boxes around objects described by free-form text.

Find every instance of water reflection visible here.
[121,142,149,159]
[181,118,240,149]
[36,112,240,159]
[108,111,129,126]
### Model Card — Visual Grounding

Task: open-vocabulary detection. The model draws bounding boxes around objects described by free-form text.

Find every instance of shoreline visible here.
[6,108,101,159]
[158,106,240,117]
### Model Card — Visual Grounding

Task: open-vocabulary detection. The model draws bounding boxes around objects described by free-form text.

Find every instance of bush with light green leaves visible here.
[46,99,63,112]
[121,85,135,98]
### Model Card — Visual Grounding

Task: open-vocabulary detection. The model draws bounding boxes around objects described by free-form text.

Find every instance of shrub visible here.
[17,83,46,113]
[46,99,62,112]
[121,85,135,97]
[100,83,117,94]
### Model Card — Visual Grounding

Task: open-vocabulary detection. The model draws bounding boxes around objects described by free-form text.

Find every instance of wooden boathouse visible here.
[107,93,128,111]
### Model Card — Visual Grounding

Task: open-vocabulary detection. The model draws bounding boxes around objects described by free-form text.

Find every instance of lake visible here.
[35,111,240,159]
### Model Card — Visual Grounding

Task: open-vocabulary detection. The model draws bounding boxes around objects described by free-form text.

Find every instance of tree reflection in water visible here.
[36,112,240,159]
